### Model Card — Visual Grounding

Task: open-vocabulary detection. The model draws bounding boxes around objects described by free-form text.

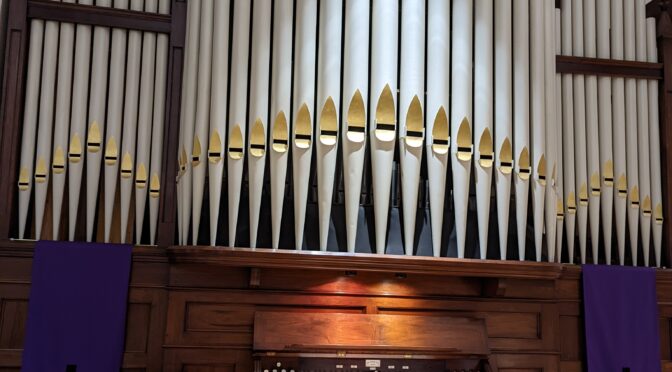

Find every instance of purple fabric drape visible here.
[22,241,132,372]
[583,264,661,372]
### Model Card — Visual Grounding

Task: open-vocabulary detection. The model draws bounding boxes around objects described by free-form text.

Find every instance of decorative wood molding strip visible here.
[556,55,663,80]
[167,246,566,280]
[27,0,171,33]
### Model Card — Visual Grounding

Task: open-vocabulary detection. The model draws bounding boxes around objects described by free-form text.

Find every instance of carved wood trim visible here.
[556,55,663,80]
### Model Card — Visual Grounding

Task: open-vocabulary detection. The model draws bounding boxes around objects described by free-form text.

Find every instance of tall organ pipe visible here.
[544,0,557,262]
[248,0,272,248]
[399,0,425,256]
[86,0,112,241]
[451,0,473,259]
[102,0,129,242]
[341,0,370,253]
[370,0,399,254]
[52,0,76,240]
[611,0,627,265]
[597,0,613,264]
[561,0,576,263]
[189,0,213,244]
[426,0,450,257]
[513,0,530,261]
[292,0,318,250]
[270,0,293,249]
[316,0,342,251]
[207,0,230,246]
[474,0,494,259]
[624,0,640,265]
[67,0,93,241]
[227,0,251,246]
[572,0,589,264]
[530,0,546,262]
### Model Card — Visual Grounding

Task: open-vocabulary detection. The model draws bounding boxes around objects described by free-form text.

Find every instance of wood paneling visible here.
[2,243,672,371]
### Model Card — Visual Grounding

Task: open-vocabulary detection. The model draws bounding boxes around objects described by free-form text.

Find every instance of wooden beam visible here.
[556,55,663,80]
[27,0,171,33]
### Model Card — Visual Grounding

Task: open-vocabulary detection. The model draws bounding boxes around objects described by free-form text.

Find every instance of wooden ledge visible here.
[167,246,565,280]
[556,55,663,80]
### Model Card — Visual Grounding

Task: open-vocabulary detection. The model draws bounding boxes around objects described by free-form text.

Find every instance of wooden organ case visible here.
[3,0,672,371]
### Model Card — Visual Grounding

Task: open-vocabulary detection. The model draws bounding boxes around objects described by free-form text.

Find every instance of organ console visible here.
[6,0,671,263]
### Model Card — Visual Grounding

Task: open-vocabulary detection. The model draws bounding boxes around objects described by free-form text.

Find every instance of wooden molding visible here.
[556,55,663,80]
[27,0,171,33]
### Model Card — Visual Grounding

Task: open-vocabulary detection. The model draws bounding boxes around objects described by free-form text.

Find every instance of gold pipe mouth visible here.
[346,90,366,144]
[431,107,449,155]
[319,97,338,147]
[229,125,244,160]
[250,118,266,157]
[208,130,222,163]
[294,103,313,149]
[272,111,289,153]
[374,84,396,142]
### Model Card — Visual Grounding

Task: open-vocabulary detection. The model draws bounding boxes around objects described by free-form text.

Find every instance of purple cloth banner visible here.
[583,265,661,372]
[22,241,132,372]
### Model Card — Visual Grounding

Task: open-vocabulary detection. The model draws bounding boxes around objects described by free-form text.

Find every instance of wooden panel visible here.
[0,299,27,349]
[163,349,252,372]
[560,315,583,362]
[253,312,489,356]
[556,55,663,80]
[494,353,559,372]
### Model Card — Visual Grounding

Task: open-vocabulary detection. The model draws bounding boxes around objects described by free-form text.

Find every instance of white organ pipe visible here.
[584,0,601,262]
[149,0,171,245]
[572,0,589,264]
[426,0,450,257]
[400,0,425,256]
[248,0,272,248]
[555,8,564,262]
[451,0,473,259]
[227,0,251,247]
[86,0,112,241]
[33,18,58,240]
[207,0,230,246]
[530,0,546,262]
[67,0,93,241]
[292,0,318,250]
[474,0,493,259]
[136,0,160,244]
[544,0,557,263]
[342,0,370,253]
[561,0,576,263]
[120,0,145,243]
[597,0,613,264]
[611,0,627,265]
[270,0,293,249]
[17,29,44,237]
[624,0,640,265]
[52,0,76,240]
[370,0,399,254]
[495,0,513,260]
[636,0,652,266]
[316,0,342,251]
[513,0,530,261]
[647,19,663,267]
[177,0,200,245]
[102,0,129,243]
[190,0,212,244]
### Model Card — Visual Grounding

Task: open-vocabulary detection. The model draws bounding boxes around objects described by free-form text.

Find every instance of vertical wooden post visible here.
[0,0,29,240]
[156,0,186,247]
[650,0,672,267]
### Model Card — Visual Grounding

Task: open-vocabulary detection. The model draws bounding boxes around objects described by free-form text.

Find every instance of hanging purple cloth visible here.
[583,264,661,372]
[22,241,132,372]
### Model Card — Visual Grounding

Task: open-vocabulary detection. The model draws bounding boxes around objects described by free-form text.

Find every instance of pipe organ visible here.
[11,0,667,267]
[16,0,170,244]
